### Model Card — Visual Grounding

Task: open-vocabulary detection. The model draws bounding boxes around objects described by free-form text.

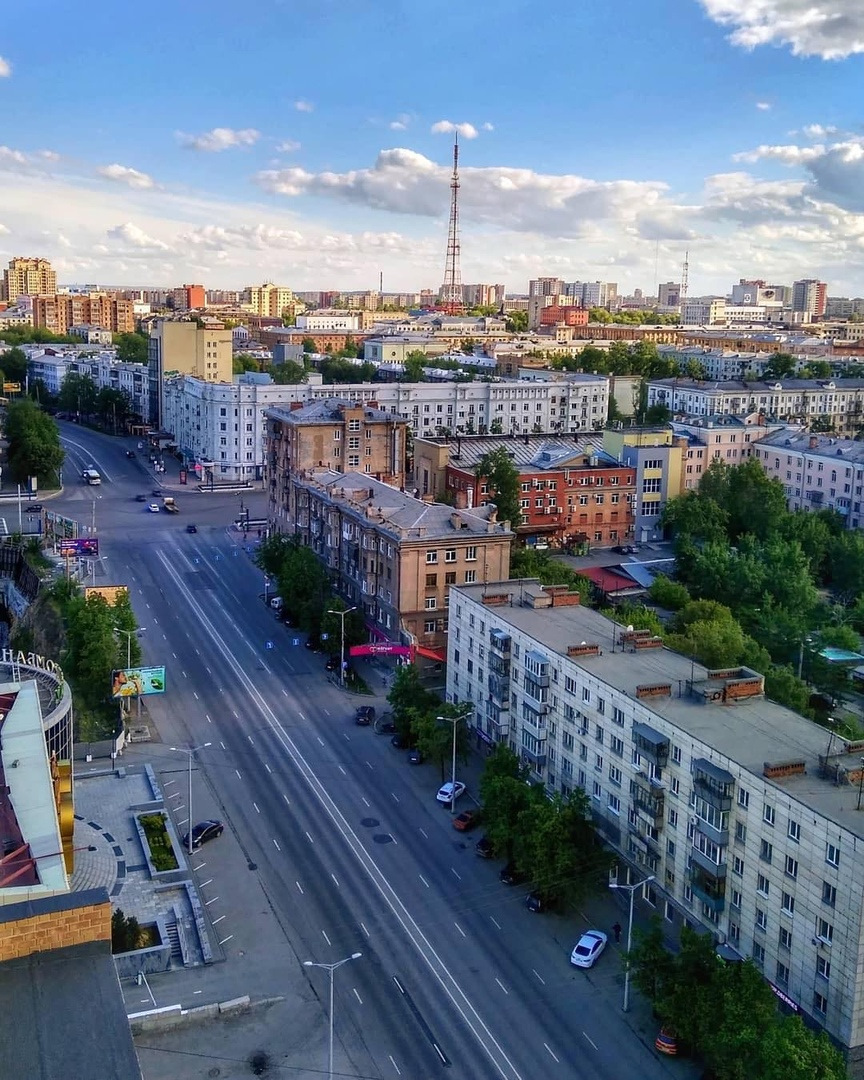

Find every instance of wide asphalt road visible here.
[57,424,683,1080]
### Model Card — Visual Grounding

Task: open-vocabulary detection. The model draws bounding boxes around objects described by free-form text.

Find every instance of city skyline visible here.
[1,1,863,294]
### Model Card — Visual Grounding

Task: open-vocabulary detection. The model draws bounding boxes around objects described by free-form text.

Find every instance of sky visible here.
[2,0,864,296]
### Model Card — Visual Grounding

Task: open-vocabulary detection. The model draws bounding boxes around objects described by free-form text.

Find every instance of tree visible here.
[95,386,134,430]
[758,1015,847,1080]
[233,354,260,374]
[827,531,864,602]
[63,593,119,714]
[4,398,64,485]
[0,346,27,383]
[648,575,690,610]
[319,598,366,661]
[504,310,528,333]
[270,360,307,384]
[58,371,99,417]
[114,331,149,365]
[481,772,539,865]
[112,589,142,669]
[302,337,317,354]
[401,350,428,383]
[516,789,603,907]
[763,352,797,379]
[643,403,671,424]
[387,664,438,740]
[509,548,594,598]
[475,446,521,528]
[111,908,142,953]
[409,704,470,781]
[627,918,676,1002]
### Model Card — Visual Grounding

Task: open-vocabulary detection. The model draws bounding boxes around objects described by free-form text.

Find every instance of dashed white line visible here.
[172,651,177,658]
[419,874,430,889]
[419,828,428,839]
[296,881,304,894]
[282,689,289,697]
[200,878,212,888]
[495,978,509,996]
[360,921,369,937]
[324,708,331,717]
[582,1032,598,1051]
[298,711,306,721]
[212,915,226,925]
[353,987,363,1004]
[490,916,502,930]
[454,922,466,938]
[182,670,187,678]
[233,710,240,719]
[391,792,400,803]
[305,831,314,845]
[331,873,340,888]
[219,741,226,750]
[218,935,233,945]
[206,714,212,723]
[544,1044,560,1063]
[361,797,370,808]
[389,1055,401,1076]
[317,736,324,746]
[282,793,291,806]
[343,732,351,741]
[204,897,219,906]
[265,763,272,774]
[247,734,255,744]
[532,969,546,985]
[253,803,260,814]
[192,691,199,700]
[206,667,212,675]
[338,765,347,776]
[322,930,331,946]
[451,868,462,880]
[365,761,373,770]
[273,839,281,851]
[235,769,242,780]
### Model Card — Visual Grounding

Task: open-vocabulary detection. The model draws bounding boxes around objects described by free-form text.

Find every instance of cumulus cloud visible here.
[179,127,260,152]
[755,101,772,110]
[482,122,494,131]
[699,0,864,59]
[254,148,669,239]
[389,114,411,131]
[733,132,864,212]
[0,57,11,78]
[294,100,314,113]
[107,222,171,250]
[276,139,300,153]
[733,143,826,164]
[802,123,838,138]
[431,120,479,139]
[97,163,155,189]
[0,146,28,168]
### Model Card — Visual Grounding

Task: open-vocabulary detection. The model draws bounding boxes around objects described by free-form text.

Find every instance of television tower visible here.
[439,136,464,315]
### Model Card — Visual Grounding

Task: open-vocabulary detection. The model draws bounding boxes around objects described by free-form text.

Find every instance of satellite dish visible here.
[627,624,634,632]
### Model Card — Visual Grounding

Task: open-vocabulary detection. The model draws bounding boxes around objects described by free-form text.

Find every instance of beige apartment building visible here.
[279,469,512,652]
[671,415,788,491]
[2,257,56,302]
[32,293,135,335]
[246,283,296,318]
[147,318,233,427]
[267,399,408,491]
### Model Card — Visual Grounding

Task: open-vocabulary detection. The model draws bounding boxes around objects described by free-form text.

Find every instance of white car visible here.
[436,781,466,805]
[570,930,608,968]
[147,503,161,513]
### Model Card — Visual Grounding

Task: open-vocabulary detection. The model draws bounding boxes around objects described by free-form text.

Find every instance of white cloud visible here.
[733,143,826,165]
[97,163,155,189]
[294,100,314,113]
[178,127,260,152]
[0,57,11,78]
[699,0,864,59]
[0,146,29,168]
[482,122,494,131]
[732,132,864,212]
[389,114,411,131]
[38,149,60,162]
[802,124,838,139]
[107,222,171,251]
[0,223,9,235]
[431,120,479,140]
[755,101,771,111]
[276,140,301,153]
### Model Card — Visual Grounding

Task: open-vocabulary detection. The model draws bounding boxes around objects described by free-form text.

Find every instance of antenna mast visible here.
[680,248,689,314]
[439,136,464,315]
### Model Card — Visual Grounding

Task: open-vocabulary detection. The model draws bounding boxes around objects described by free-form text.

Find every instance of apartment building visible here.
[602,429,684,543]
[266,399,408,493]
[147,318,233,427]
[647,378,864,436]
[296,312,362,332]
[26,349,151,419]
[447,579,864,1072]
[680,298,726,325]
[32,293,135,335]
[246,283,295,318]
[463,283,506,308]
[753,431,864,529]
[170,284,205,311]
[792,280,828,319]
[672,415,785,491]
[2,257,56,302]
[276,470,512,652]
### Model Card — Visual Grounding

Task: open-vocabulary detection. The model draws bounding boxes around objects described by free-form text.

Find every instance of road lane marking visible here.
[419,874,430,889]
[360,922,369,937]
[218,935,233,945]
[365,761,373,770]
[193,691,199,699]
[282,689,289,697]
[253,803,260,814]
[247,734,254,744]
[419,828,428,839]
[454,922,466,937]
[582,1032,598,1051]
[389,1055,401,1076]
[495,978,509,995]
[532,969,546,985]
[391,792,399,803]
[322,930,331,946]
[305,831,314,845]
[353,987,363,1004]
[265,763,272,774]
[235,770,242,780]
[337,765,346,776]
[544,1044,559,1063]
[317,736,324,746]
[331,873,340,887]
[206,714,212,723]
[212,915,226,925]
[206,667,212,675]
[282,793,291,806]
[200,879,212,887]
[204,897,219,906]
[361,797,370,807]
[324,708,331,717]
[172,651,177,658]
[490,916,502,930]
[182,670,187,678]
[296,881,304,894]
[273,839,281,851]
[343,733,350,741]
[234,710,240,719]
[220,741,226,750]
[298,711,306,721]
[451,868,462,880]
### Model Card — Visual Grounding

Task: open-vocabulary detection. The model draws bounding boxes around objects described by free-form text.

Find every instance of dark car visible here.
[407,748,423,765]
[186,523,198,533]
[182,819,224,849]
[475,835,494,858]
[125,450,136,458]
[325,655,338,671]
[24,503,43,513]
[152,488,163,496]
[305,637,322,652]
[525,892,548,913]
[135,494,147,502]
[810,692,837,712]
[613,544,638,555]
[376,720,397,735]
[390,732,406,748]
[499,864,523,885]
[355,705,375,726]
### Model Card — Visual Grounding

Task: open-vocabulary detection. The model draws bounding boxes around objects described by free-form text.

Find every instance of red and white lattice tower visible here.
[439,136,464,315]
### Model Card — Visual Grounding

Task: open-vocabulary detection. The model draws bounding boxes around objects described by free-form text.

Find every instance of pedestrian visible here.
[613,922,622,944]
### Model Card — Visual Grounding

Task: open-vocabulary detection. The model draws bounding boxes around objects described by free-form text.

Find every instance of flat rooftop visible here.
[456,581,864,839]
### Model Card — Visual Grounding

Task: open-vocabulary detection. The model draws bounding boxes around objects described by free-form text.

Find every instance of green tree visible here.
[827,531,864,602]
[504,310,528,333]
[112,589,142,669]
[627,918,677,1002]
[0,346,28,384]
[758,1015,847,1080]
[481,773,539,865]
[95,386,134,430]
[58,372,99,417]
[387,664,438,740]
[509,548,594,598]
[111,908,142,953]
[232,353,260,374]
[516,789,602,907]
[4,398,65,485]
[648,575,690,610]
[763,352,797,379]
[319,597,366,661]
[302,337,317,353]
[401,350,428,382]
[475,446,522,528]
[270,360,307,384]
[114,331,149,365]
[409,705,470,782]
[643,403,671,424]
[64,593,118,713]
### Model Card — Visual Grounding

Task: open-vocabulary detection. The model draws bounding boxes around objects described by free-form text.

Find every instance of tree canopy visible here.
[4,398,64,485]
[475,446,522,528]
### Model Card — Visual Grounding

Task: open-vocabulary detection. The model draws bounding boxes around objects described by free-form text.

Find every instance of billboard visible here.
[45,511,77,540]
[111,666,166,699]
[84,585,129,605]
[57,537,99,557]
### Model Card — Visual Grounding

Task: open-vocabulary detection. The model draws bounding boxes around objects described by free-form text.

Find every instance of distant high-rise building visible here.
[792,279,827,318]
[32,293,135,335]
[170,284,205,311]
[462,283,506,309]
[566,280,618,310]
[731,280,787,308]
[657,281,681,308]
[2,257,57,302]
[246,283,295,318]
[529,277,564,298]
[147,319,233,427]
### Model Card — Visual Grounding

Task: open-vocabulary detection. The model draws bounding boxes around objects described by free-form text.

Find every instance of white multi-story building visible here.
[447,580,864,1072]
[295,313,361,332]
[647,378,864,436]
[753,430,864,529]
[680,298,726,326]
[25,348,151,418]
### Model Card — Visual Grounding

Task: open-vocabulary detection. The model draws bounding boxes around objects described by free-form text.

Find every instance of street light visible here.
[303,952,362,1080]
[114,626,147,720]
[436,705,471,815]
[609,872,655,1013]
[169,743,212,855]
[326,606,356,687]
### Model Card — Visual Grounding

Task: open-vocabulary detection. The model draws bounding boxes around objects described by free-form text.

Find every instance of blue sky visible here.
[1,0,864,294]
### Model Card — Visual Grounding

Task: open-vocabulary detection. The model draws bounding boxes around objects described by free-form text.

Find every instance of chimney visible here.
[290,401,304,411]
[809,436,819,449]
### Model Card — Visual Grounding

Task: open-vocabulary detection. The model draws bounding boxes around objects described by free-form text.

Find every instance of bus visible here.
[82,467,101,486]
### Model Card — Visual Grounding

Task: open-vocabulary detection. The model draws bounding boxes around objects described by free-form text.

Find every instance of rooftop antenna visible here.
[680,248,689,314]
[439,135,464,316]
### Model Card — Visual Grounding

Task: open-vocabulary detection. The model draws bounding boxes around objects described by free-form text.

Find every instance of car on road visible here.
[304,637,322,652]
[475,835,493,858]
[525,892,550,913]
[499,863,524,885]
[135,494,147,502]
[390,732,407,749]
[325,655,338,671]
[612,544,638,555]
[354,705,375,726]
[186,524,198,533]
[453,809,480,832]
[125,450,136,458]
[147,503,160,513]
[570,930,608,968]
[152,488,162,496]
[407,748,423,765]
[182,819,224,849]
[436,780,466,805]
[24,504,42,513]
[375,718,396,735]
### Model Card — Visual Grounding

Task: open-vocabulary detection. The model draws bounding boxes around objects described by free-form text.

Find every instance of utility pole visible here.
[326,606,356,687]
[436,704,472,814]
[169,743,212,855]
[609,873,655,1012]
[303,953,362,1080]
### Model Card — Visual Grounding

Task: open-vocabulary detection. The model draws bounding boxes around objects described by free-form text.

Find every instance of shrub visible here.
[138,812,178,872]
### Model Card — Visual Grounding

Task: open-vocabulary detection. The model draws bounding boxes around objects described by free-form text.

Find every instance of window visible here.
[776,961,789,986]
[779,927,792,951]
[816,918,833,944]
[781,891,795,916]
[610,735,624,757]
[822,881,837,907]
[760,840,773,864]
[444,549,456,563]
[424,597,437,610]
[763,804,775,827]
[733,855,744,876]
[735,821,747,844]
[752,943,765,966]
[738,788,749,809]
[731,888,742,909]
[813,991,827,1016]
[729,922,740,945]
[612,706,625,726]
[672,745,681,764]
[445,571,456,585]
[826,842,840,868]
[755,908,767,931]
[609,764,622,787]
[666,839,675,857]
[424,619,436,633]
[784,855,798,880]
[757,873,770,897]
[594,724,604,744]
[582,686,591,703]
[817,955,831,981]
[592,781,602,801]
[466,546,477,561]
[425,551,438,564]
[425,573,437,587]
[594,753,603,772]
[668,808,678,828]
[788,819,801,843]
[607,794,620,815]
[347,455,360,467]
[670,777,680,797]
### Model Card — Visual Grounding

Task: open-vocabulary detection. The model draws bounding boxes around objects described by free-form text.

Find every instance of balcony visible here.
[490,630,511,656]
[632,722,669,766]
[689,845,727,878]
[633,780,665,826]
[690,867,726,912]
[488,673,510,703]
[521,746,547,769]
[692,759,734,810]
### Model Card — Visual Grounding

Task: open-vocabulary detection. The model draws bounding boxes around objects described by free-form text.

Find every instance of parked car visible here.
[499,863,523,885]
[390,732,407,748]
[125,450,136,458]
[376,718,397,735]
[453,809,480,832]
[354,706,375,726]
[612,544,638,555]
[135,494,147,502]
[474,835,494,858]
[151,488,163,496]
[325,655,338,671]
[182,819,224,849]
[407,748,423,765]
[24,503,43,513]
[186,523,198,533]
[147,503,160,513]
[655,1029,679,1056]
[436,780,466,805]
[810,691,837,712]
[525,892,548,913]
[570,930,608,968]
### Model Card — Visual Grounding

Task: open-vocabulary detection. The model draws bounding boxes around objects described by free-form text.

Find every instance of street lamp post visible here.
[114,626,146,719]
[169,743,212,855]
[609,872,655,1013]
[436,705,471,814]
[326,606,356,688]
[303,952,362,1080]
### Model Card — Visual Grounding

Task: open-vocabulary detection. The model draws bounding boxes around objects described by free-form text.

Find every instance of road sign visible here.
[266,640,274,650]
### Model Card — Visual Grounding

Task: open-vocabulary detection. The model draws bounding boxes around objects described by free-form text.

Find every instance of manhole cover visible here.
[373,834,393,844]
[247,861,258,871]
[361,818,380,828]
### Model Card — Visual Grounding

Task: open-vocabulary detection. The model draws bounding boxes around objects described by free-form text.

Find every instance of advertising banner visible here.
[57,537,99,557]
[111,666,166,699]
[45,511,77,540]
[84,585,129,605]
[349,643,413,658]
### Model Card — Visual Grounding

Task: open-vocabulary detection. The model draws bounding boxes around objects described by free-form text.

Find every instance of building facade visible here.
[602,429,684,543]
[672,415,784,491]
[273,470,512,652]
[32,293,135,335]
[792,280,828,319]
[2,258,56,303]
[447,579,864,1072]
[245,283,295,318]
[147,319,233,427]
